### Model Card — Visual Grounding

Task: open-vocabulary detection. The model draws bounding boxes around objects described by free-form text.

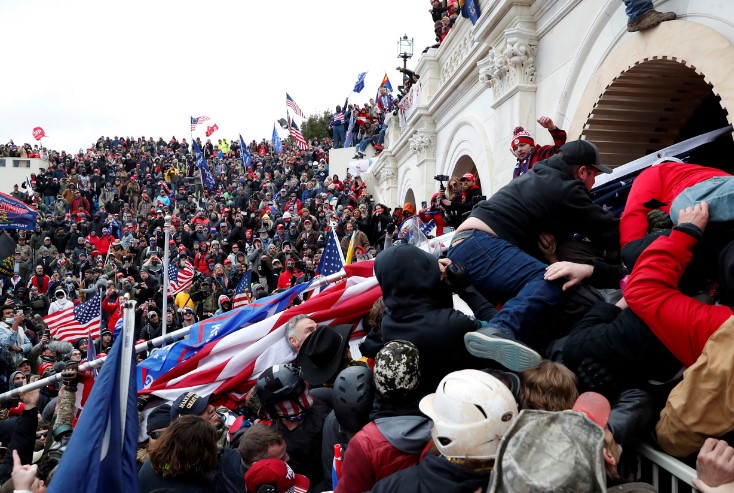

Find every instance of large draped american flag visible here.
[168,259,195,295]
[45,291,102,342]
[138,262,380,407]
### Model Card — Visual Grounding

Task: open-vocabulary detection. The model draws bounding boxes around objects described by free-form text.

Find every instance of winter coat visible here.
[371,453,492,493]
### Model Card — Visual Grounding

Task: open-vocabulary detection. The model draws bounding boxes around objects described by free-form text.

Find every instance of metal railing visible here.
[637,443,697,492]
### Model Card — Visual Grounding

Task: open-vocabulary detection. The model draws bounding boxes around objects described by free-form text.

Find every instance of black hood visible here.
[374,244,452,315]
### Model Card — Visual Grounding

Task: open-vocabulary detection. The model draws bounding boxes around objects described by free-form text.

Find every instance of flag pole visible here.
[161,215,171,336]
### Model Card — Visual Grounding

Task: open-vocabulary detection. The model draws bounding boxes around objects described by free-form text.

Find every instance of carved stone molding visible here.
[480,28,538,103]
[440,33,472,87]
[408,133,437,161]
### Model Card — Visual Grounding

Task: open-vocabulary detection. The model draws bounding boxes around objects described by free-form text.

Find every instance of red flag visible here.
[205,124,219,137]
[139,262,380,406]
[32,127,46,141]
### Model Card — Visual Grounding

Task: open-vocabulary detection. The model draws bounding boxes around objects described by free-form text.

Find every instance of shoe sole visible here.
[464,332,542,372]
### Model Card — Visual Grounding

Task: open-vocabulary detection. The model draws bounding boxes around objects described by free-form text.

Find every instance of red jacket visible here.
[335,418,430,493]
[512,127,567,178]
[620,163,730,247]
[102,296,123,331]
[30,274,50,294]
[625,228,732,367]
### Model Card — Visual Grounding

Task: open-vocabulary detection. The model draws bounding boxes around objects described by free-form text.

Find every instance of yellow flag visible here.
[345,232,356,265]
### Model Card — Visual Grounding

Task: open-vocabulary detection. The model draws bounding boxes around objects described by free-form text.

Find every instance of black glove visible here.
[386,222,396,234]
[647,209,673,232]
[137,393,152,412]
[575,357,620,398]
[444,261,472,292]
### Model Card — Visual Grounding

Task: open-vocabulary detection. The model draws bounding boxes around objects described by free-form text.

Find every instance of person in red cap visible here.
[441,173,482,229]
[511,116,567,179]
[245,458,310,493]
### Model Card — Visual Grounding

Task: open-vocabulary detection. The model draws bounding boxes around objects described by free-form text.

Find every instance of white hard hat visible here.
[419,369,518,459]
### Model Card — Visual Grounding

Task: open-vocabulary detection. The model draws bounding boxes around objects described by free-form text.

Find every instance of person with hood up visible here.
[373,243,498,395]
[214,295,231,315]
[47,288,74,315]
[335,341,432,493]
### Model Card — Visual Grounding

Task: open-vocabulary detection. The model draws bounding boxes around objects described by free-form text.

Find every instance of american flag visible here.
[233,271,252,309]
[45,291,102,342]
[138,262,380,406]
[190,115,210,131]
[317,227,345,276]
[168,259,195,295]
[332,111,345,124]
[289,119,309,150]
[286,93,306,118]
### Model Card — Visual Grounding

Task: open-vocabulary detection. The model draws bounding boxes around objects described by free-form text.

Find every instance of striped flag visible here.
[45,291,102,342]
[190,115,210,131]
[286,93,306,118]
[138,262,379,406]
[380,73,393,93]
[168,259,195,295]
[316,228,344,276]
[137,281,313,392]
[233,271,252,309]
[289,119,309,150]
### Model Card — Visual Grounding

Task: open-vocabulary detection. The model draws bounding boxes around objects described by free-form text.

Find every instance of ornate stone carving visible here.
[408,133,436,160]
[378,166,395,184]
[440,33,472,86]
[481,29,537,102]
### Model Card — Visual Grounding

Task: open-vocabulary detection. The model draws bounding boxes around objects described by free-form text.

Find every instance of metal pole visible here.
[161,214,171,336]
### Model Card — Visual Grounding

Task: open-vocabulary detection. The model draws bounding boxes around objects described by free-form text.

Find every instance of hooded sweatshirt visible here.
[47,291,73,315]
[375,244,485,394]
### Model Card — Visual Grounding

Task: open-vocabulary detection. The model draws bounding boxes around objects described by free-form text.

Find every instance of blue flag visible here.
[48,313,140,493]
[137,281,312,391]
[316,228,344,276]
[192,140,216,191]
[461,0,481,25]
[272,125,283,154]
[239,134,252,169]
[353,72,367,93]
[0,192,38,230]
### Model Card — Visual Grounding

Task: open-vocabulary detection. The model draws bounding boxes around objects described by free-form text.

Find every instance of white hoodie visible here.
[48,291,74,315]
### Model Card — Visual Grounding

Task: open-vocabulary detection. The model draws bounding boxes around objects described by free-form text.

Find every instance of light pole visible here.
[161,214,171,336]
[397,34,414,70]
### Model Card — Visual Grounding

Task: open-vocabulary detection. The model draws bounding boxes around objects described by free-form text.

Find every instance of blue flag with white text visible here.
[48,316,139,493]
[272,125,283,154]
[239,134,252,169]
[137,281,311,391]
[460,0,481,25]
[353,72,367,93]
[0,192,38,230]
[192,140,216,191]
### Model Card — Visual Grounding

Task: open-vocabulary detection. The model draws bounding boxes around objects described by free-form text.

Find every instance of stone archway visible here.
[581,58,728,167]
[566,20,734,168]
[451,155,480,190]
[404,188,417,207]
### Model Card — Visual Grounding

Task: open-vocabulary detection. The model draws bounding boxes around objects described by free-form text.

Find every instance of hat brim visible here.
[592,163,613,174]
[296,324,354,386]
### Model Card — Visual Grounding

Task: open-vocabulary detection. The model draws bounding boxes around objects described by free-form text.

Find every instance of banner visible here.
[0,193,38,230]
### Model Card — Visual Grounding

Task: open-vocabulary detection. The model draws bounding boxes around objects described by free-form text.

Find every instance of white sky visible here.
[1,0,435,152]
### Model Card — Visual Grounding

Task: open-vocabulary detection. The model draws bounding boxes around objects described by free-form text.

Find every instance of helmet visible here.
[255,364,311,419]
[333,365,374,434]
[419,369,518,459]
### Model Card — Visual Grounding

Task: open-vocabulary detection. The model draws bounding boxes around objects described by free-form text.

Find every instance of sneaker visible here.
[627,10,676,32]
[464,326,542,372]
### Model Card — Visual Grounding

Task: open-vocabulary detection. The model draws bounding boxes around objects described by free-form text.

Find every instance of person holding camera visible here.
[0,304,32,367]
[440,173,482,229]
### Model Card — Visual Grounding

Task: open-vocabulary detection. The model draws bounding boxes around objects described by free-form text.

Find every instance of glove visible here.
[386,222,396,234]
[575,357,620,398]
[137,393,152,412]
[444,261,472,292]
[647,209,673,232]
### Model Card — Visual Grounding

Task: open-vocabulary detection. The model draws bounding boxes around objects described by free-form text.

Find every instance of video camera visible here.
[434,175,450,193]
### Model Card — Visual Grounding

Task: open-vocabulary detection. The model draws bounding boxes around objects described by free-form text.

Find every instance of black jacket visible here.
[375,244,487,395]
[371,453,492,493]
[469,155,619,259]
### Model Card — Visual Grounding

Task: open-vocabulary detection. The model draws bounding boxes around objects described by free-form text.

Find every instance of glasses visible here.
[148,430,163,440]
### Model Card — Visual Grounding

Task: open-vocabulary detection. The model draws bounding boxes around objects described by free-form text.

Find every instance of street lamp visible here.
[397,34,414,70]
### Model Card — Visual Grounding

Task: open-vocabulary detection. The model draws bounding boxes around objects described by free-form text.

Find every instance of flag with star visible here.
[316,227,345,276]
[192,140,216,191]
[167,259,195,296]
[45,291,103,342]
[233,271,252,309]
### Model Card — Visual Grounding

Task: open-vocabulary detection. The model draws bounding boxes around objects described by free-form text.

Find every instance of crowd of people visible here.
[5,1,730,492]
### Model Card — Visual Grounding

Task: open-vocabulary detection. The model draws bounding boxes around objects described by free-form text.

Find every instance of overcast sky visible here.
[1,0,435,152]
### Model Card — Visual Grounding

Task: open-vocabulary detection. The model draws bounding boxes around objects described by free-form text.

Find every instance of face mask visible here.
[4,318,14,324]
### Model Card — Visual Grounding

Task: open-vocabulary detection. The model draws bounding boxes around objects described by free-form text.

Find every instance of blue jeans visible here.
[333,125,346,148]
[357,136,376,153]
[623,0,653,22]
[671,176,734,224]
[447,230,562,337]
[377,123,388,145]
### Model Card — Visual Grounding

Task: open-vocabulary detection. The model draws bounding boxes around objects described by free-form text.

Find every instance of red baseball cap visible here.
[572,392,611,429]
[460,172,476,182]
[245,459,309,493]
